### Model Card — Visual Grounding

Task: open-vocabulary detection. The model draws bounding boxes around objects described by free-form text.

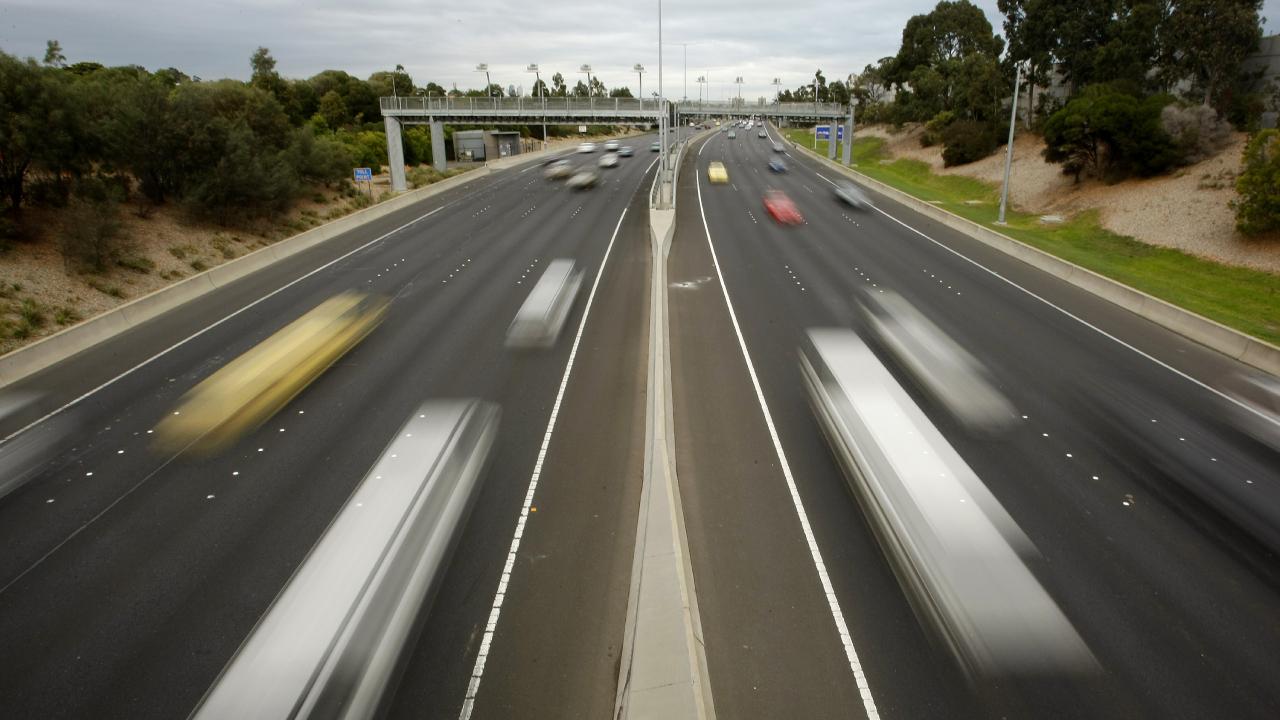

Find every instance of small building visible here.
[452,130,525,161]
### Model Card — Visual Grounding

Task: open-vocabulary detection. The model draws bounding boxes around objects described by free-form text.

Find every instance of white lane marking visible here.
[805,169,1278,428]
[459,201,634,720]
[694,169,881,719]
[0,183,506,447]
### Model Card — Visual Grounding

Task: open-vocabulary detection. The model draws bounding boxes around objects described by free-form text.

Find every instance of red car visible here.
[763,190,804,225]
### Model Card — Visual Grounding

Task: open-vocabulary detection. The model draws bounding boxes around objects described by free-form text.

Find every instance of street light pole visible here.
[580,63,593,99]
[527,63,546,150]
[634,63,645,110]
[734,76,743,109]
[772,77,781,103]
[476,63,491,103]
[998,62,1024,225]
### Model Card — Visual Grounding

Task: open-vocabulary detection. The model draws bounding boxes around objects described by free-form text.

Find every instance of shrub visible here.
[941,120,998,167]
[117,254,155,273]
[17,298,45,328]
[59,178,126,272]
[1043,85,1179,182]
[1233,129,1280,235]
[189,258,208,271]
[1161,104,1233,165]
[86,278,124,298]
[54,306,81,325]
[921,111,955,148]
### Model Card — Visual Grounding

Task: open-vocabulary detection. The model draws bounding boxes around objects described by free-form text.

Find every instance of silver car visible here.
[833,181,871,209]
[566,169,599,189]
[577,142,597,153]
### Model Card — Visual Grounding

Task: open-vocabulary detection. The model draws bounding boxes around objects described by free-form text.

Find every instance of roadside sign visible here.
[578,125,588,134]
[815,126,845,140]
[354,167,373,182]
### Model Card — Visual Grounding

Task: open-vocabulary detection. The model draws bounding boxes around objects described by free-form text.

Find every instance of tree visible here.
[888,0,1005,122]
[423,81,446,97]
[1163,0,1263,111]
[44,40,66,68]
[318,90,349,129]
[609,86,634,98]
[530,79,548,98]
[250,47,277,83]
[571,80,589,97]
[589,76,606,97]
[1233,128,1280,234]
[551,72,567,97]
[0,52,84,213]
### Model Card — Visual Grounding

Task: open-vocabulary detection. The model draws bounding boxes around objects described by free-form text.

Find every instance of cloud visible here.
[1,0,1277,100]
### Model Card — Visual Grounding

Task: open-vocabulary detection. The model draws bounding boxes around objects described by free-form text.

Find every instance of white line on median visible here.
[458,196,635,720]
[693,160,882,720]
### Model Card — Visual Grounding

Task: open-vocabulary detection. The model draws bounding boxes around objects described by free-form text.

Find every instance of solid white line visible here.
[694,166,882,719]
[0,172,534,447]
[458,202,632,720]
[805,167,1277,427]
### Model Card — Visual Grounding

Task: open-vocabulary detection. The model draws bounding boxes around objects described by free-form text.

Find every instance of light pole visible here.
[476,63,491,102]
[998,62,1025,225]
[527,63,546,150]
[697,75,706,109]
[734,76,743,110]
[580,63,593,99]
[634,63,645,109]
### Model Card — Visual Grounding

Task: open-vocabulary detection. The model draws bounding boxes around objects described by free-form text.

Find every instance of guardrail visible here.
[381,96,660,117]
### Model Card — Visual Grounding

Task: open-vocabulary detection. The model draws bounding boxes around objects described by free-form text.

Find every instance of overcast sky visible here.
[2,0,1278,100]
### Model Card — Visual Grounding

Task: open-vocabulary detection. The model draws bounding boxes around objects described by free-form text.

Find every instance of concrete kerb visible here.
[615,131,716,720]
[786,138,1280,377]
[0,150,581,391]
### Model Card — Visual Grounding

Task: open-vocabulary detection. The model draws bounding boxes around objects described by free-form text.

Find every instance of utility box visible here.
[453,130,487,161]
[452,130,524,161]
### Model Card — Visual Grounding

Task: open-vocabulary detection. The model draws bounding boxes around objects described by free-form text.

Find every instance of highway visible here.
[0,138,657,719]
[670,124,1280,719]
[1,117,1278,720]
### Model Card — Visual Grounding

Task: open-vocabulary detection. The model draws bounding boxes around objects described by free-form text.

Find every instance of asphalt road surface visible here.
[668,123,1279,720]
[0,139,656,720]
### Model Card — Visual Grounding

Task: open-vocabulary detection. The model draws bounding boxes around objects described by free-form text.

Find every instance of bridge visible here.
[378,96,852,192]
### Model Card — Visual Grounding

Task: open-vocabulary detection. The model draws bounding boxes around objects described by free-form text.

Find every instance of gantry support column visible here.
[842,104,854,165]
[384,116,407,192]
[430,120,446,173]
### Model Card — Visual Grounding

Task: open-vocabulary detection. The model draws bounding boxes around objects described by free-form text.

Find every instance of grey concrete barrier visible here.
[788,140,1280,377]
[0,164,504,390]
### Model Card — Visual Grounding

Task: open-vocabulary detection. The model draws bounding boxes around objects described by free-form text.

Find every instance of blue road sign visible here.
[815,125,845,141]
[354,167,373,182]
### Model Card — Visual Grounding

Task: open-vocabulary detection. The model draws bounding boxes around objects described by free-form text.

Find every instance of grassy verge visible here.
[784,129,1280,346]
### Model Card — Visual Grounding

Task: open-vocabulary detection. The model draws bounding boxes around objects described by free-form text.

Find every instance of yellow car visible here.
[707,161,729,184]
[156,291,388,454]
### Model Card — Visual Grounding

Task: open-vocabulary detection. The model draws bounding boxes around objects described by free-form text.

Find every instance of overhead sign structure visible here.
[354,167,373,182]
[815,125,845,141]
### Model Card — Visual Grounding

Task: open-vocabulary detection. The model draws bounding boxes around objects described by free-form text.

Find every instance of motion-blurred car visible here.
[155,292,388,454]
[650,141,661,152]
[618,146,634,157]
[768,159,787,173]
[566,169,600,189]
[757,130,767,138]
[727,130,737,139]
[577,142,597,153]
[604,140,620,152]
[771,141,785,153]
[763,190,803,225]
[543,160,573,180]
[833,181,871,208]
[707,162,729,184]
[598,153,619,168]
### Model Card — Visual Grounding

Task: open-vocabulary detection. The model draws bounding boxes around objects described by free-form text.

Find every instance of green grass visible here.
[784,129,1280,345]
